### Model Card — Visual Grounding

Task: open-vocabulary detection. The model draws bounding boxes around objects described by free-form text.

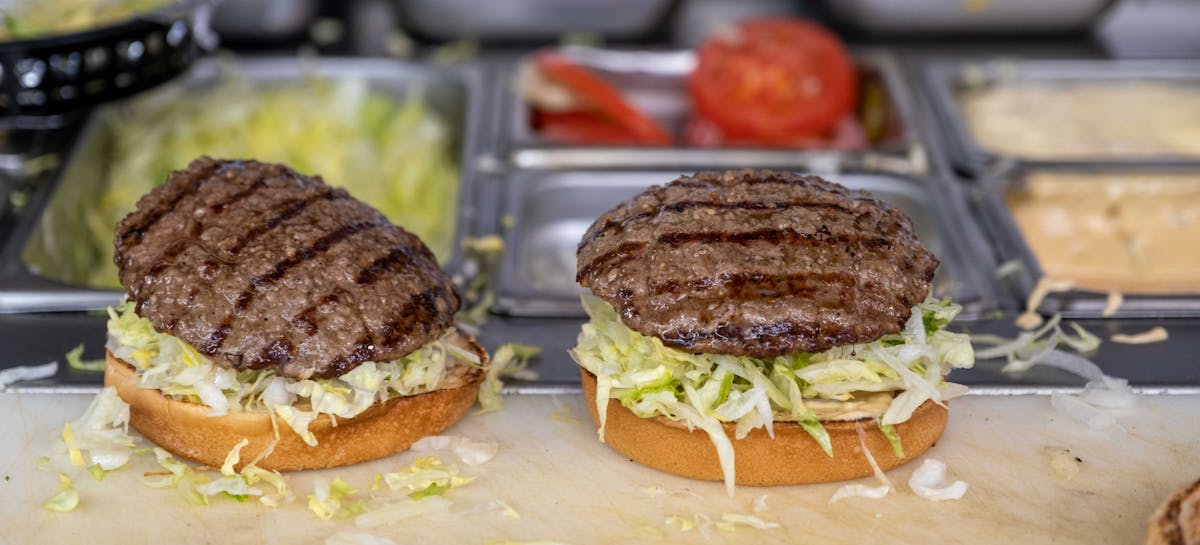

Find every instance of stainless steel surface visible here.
[210,0,318,40]
[0,56,490,313]
[825,0,1114,34]
[396,0,673,41]
[493,169,996,318]
[504,48,924,173]
[923,58,1200,175]
[973,165,1200,318]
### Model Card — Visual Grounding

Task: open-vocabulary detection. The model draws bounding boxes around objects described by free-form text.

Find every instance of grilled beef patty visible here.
[576,170,938,358]
[114,157,459,379]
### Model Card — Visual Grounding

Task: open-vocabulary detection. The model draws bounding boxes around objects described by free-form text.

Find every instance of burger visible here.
[104,157,487,471]
[571,170,975,492]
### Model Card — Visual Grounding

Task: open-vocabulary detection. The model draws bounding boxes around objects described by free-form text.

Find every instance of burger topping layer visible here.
[571,293,973,487]
[106,301,481,446]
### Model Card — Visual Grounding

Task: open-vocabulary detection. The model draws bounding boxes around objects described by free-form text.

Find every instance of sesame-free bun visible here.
[1146,477,1200,545]
[104,330,487,472]
[581,369,947,486]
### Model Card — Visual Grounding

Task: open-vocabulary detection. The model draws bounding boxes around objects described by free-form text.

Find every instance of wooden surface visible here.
[0,392,1196,545]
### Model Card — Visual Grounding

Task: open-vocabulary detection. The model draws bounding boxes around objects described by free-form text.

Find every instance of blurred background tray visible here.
[0,56,489,313]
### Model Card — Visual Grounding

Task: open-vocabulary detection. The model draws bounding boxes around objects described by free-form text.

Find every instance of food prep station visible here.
[1,1,1199,543]
[4,51,1196,393]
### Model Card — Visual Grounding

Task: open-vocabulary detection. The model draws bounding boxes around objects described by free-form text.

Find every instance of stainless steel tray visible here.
[923,58,1200,176]
[0,56,491,313]
[974,165,1200,318]
[501,48,924,174]
[493,169,998,318]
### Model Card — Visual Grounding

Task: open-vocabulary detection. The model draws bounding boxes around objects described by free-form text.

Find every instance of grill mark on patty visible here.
[235,220,379,311]
[656,228,892,248]
[356,245,418,285]
[576,241,649,283]
[116,161,220,246]
[322,335,376,379]
[651,271,857,298]
[248,338,295,370]
[227,188,341,255]
[137,178,271,287]
[320,285,444,378]
[210,174,267,214]
[199,220,378,357]
[198,321,232,356]
[580,199,857,247]
[291,293,340,336]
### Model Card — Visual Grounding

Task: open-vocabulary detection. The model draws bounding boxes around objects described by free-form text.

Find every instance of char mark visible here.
[322,336,376,379]
[227,188,341,255]
[248,338,295,370]
[580,199,856,247]
[651,271,856,299]
[197,320,232,355]
[290,293,340,336]
[317,285,447,379]
[577,241,649,283]
[116,161,221,246]
[234,220,379,312]
[209,174,266,214]
[356,245,418,285]
[656,228,892,248]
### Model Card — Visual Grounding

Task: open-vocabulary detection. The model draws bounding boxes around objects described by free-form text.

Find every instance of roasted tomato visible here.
[688,18,858,143]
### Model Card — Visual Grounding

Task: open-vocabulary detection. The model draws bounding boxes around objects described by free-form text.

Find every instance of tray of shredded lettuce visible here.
[23,59,462,290]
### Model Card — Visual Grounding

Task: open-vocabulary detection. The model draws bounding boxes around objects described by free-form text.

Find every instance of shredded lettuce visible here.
[309,477,364,520]
[65,344,105,372]
[381,457,472,495]
[68,71,459,289]
[42,474,80,513]
[107,301,465,445]
[477,343,541,414]
[55,388,136,472]
[716,512,781,531]
[571,293,973,495]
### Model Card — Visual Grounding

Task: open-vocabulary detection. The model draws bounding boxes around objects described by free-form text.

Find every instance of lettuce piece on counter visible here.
[309,477,363,520]
[106,301,462,445]
[570,293,973,495]
[42,474,80,513]
[56,387,136,472]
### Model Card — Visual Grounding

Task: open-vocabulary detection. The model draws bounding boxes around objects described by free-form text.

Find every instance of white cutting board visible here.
[0,392,1197,545]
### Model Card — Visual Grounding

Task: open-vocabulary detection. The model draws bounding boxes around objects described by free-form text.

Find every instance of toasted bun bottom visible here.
[581,369,947,486]
[104,331,487,472]
[1146,478,1200,545]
